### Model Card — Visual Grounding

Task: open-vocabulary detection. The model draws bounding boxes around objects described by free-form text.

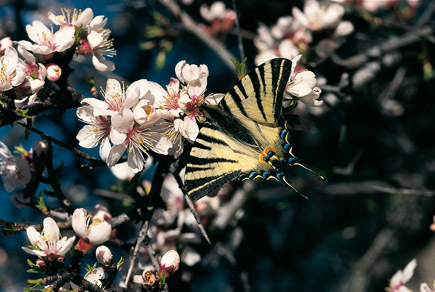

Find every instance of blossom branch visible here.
[1,86,85,127]
[17,122,106,167]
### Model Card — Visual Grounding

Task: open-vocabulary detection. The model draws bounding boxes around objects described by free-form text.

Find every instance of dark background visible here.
[1,0,435,291]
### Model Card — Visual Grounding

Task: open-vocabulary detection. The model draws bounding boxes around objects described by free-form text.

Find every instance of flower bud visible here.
[159,249,180,278]
[96,245,113,267]
[46,64,62,81]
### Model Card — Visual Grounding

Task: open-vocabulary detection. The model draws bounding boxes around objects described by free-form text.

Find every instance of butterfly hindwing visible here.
[185,58,293,201]
[185,122,241,201]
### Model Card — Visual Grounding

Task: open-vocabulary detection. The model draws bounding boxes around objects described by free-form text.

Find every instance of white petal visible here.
[87,221,112,245]
[99,137,112,163]
[127,147,145,173]
[76,8,94,27]
[334,21,354,37]
[133,275,145,284]
[294,71,317,87]
[21,247,46,257]
[43,217,60,241]
[72,208,89,238]
[292,7,309,27]
[175,60,187,83]
[107,144,127,167]
[110,161,136,181]
[31,45,53,55]
[420,283,432,292]
[57,236,76,255]
[54,26,75,52]
[92,54,115,72]
[0,141,12,160]
[183,116,199,142]
[77,125,100,148]
[111,109,134,133]
[402,258,416,283]
[87,30,103,49]
[26,226,43,247]
[76,106,96,123]
[110,128,127,146]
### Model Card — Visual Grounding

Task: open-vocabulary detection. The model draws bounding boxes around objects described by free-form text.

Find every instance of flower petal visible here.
[72,208,89,238]
[87,221,111,245]
[43,217,61,241]
[107,143,127,167]
[57,236,76,255]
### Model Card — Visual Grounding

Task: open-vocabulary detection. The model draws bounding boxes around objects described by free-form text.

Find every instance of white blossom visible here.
[284,55,322,107]
[48,7,94,28]
[0,47,26,91]
[200,2,235,22]
[86,30,116,71]
[292,0,353,36]
[387,258,417,292]
[0,141,32,192]
[84,267,105,287]
[22,217,76,260]
[72,208,112,248]
[25,20,75,55]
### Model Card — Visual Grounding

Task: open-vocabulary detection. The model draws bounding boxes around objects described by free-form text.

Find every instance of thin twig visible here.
[17,122,106,167]
[46,141,72,212]
[125,220,150,286]
[185,194,211,245]
[232,0,245,62]
[171,171,211,244]
[161,0,237,75]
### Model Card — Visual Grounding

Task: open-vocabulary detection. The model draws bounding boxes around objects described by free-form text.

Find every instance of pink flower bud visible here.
[158,250,180,278]
[46,64,62,81]
[96,245,113,267]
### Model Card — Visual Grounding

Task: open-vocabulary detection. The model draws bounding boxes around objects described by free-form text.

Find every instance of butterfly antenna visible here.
[282,175,308,199]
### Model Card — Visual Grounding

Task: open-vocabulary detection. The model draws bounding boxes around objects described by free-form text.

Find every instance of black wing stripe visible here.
[249,68,267,121]
[228,87,248,118]
[196,132,227,146]
[188,157,238,165]
[187,171,239,201]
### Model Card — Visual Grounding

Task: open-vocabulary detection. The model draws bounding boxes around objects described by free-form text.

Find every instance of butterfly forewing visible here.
[218,58,291,125]
[185,58,292,201]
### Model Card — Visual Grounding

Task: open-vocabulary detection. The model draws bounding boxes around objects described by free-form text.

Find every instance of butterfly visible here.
[184,58,313,201]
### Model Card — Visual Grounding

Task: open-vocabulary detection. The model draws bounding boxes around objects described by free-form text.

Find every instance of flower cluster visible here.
[254,0,353,65]
[0,7,115,109]
[200,1,236,36]
[77,60,221,172]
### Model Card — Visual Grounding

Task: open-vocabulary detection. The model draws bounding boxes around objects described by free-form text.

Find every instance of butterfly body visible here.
[185,58,302,201]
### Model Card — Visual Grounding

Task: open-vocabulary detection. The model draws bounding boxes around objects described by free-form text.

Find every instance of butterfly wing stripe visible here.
[247,67,267,120]
[228,87,249,117]
[187,172,239,201]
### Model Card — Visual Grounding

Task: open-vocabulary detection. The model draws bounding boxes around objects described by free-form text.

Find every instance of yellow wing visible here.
[185,58,293,201]
[218,58,291,125]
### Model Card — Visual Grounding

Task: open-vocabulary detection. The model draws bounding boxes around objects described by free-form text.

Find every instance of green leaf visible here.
[85,262,97,273]
[229,58,248,80]
[116,257,124,270]
[160,270,166,287]
[16,108,32,119]
[27,259,35,267]
[35,193,48,215]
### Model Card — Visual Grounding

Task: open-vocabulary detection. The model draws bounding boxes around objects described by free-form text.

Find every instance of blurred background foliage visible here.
[1,0,435,291]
